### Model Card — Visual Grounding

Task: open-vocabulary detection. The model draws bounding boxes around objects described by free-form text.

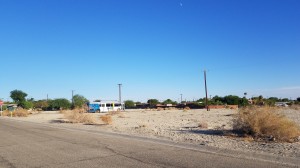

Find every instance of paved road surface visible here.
[0,119,297,168]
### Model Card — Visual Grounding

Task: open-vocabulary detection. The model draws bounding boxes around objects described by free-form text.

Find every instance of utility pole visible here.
[47,94,48,101]
[180,94,183,104]
[71,90,75,106]
[118,84,123,110]
[118,84,122,103]
[204,70,210,111]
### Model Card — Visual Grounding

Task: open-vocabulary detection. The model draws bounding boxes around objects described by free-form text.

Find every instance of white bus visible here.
[88,100,125,113]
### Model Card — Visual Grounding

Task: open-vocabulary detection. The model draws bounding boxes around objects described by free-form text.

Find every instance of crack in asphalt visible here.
[104,145,168,168]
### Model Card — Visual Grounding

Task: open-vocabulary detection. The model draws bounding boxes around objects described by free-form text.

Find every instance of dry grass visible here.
[183,107,191,112]
[108,111,121,115]
[183,107,190,112]
[1,110,10,116]
[233,106,300,142]
[100,115,112,125]
[64,110,97,124]
[289,105,300,110]
[107,111,126,118]
[1,109,29,117]
[157,107,164,111]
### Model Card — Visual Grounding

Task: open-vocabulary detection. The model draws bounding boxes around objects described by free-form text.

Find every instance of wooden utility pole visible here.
[118,84,122,103]
[180,94,183,104]
[71,90,75,106]
[204,70,210,111]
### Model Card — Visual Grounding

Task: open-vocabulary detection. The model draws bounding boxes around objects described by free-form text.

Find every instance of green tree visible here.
[10,90,28,104]
[33,100,49,110]
[251,96,265,105]
[73,94,89,109]
[224,95,240,105]
[162,99,177,105]
[49,98,71,110]
[210,96,224,105]
[265,97,279,106]
[135,101,142,105]
[19,101,33,109]
[238,97,249,107]
[147,99,160,107]
[124,100,135,108]
[281,98,289,102]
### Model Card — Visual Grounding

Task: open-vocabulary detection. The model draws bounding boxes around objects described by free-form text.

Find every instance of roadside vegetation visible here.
[62,109,97,124]
[1,109,29,117]
[233,106,300,142]
[100,115,113,125]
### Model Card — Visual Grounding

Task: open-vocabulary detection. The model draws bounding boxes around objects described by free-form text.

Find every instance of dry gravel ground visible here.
[5,108,300,159]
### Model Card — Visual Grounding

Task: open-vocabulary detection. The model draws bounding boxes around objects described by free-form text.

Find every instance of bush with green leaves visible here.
[162,99,177,105]
[73,94,89,109]
[49,98,71,110]
[33,100,49,110]
[19,101,33,109]
[10,90,28,104]
[124,100,135,108]
[147,99,160,107]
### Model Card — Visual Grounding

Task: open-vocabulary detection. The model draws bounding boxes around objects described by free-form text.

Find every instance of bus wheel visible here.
[96,110,100,113]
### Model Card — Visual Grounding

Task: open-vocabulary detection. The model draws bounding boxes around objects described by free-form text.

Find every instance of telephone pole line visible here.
[71,90,75,106]
[118,84,122,103]
[204,70,210,111]
[180,94,183,104]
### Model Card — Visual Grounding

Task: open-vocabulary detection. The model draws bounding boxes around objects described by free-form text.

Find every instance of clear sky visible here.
[0,0,299,102]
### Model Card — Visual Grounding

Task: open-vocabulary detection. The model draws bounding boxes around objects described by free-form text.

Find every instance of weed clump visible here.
[1,109,29,117]
[157,107,164,111]
[64,110,97,124]
[183,107,190,112]
[233,106,300,142]
[100,115,112,125]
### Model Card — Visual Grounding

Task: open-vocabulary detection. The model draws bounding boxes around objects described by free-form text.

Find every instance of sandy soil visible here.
[4,108,300,159]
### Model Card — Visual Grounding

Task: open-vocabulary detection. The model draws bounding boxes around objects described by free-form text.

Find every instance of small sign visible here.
[0,101,3,105]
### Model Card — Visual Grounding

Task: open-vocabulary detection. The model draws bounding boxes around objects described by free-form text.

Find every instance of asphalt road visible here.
[0,119,297,168]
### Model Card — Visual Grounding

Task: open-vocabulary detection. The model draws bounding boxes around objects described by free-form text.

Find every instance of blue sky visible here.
[0,0,299,102]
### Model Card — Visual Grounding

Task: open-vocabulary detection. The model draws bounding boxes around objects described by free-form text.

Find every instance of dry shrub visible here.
[233,106,300,142]
[14,109,30,117]
[72,108,86,113]
[289,105,300,110]
[100,115,112,125]
[1,110,10,116]
[2,109,29,117]
[108,111,121,116]
[157,107,164,111]
[182,107,190,112]
[184,107,190,110]
[64,110,97,124]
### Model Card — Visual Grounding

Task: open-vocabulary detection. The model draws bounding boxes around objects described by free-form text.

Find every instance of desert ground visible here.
[4,107,300,159]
